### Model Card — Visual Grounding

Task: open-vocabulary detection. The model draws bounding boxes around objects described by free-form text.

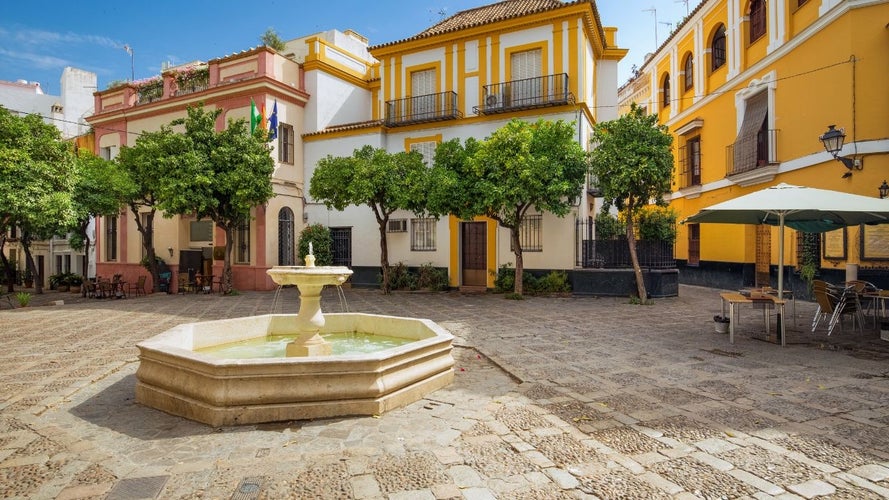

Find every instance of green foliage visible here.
[589,104,674,216]
[381,262,449,291]
[595,211,625,240]
[416,263,449,291]
[505,293,525,300]
[310,145,428,293]
[140,254,165,272]
[298,224,333,266]
[15,292,30,307]
[492,263,571,295]
[49,272,81,288]
[261,28,286,51]
[637,206,678,242]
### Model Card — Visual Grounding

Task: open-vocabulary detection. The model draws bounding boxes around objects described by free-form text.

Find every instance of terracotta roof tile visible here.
[370,0,604,51]
[302,119,384,138]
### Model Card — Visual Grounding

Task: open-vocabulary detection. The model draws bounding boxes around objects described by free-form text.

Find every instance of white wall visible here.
[304,71,373,133]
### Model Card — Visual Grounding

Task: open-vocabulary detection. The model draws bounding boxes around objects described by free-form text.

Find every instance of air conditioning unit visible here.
[485,93,502,108]
[387,219,407,233]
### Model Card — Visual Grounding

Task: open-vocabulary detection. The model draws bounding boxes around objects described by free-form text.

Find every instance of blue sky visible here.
[0,0,695,96]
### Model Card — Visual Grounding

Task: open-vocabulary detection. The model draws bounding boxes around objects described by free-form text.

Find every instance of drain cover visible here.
[231,476,264,500]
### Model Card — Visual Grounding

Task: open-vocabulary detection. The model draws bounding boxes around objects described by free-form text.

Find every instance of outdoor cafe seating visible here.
[811,279,880,336]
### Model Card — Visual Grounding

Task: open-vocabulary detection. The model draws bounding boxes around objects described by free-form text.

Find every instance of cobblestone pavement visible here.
[1,284,888,499]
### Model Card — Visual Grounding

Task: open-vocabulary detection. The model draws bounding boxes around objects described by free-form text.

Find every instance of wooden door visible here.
[461,222,487,287]
[755,225,771,287]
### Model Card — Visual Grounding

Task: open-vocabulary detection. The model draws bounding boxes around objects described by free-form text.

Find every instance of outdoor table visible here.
[719,292,787,346]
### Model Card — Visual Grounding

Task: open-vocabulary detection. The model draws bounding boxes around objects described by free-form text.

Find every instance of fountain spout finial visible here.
[305,241,316,267]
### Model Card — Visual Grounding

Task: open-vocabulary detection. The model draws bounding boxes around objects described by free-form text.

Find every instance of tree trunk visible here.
[626,219,648,302]
[22,237,42,294]
[131,206,160,292]
[378,217,390,294]
[222,226,234,294]
[0,237,13,293]
[511,227,524,296]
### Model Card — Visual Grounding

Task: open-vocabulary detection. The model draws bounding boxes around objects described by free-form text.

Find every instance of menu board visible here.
[822,228,846,260]
[862,224,889,260]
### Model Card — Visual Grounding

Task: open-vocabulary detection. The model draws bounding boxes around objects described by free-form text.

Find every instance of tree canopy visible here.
[310,145,427,293]
[429,118,588,295]
[0,107,77,292]
[260,28,286,52]
[589,103,674,302]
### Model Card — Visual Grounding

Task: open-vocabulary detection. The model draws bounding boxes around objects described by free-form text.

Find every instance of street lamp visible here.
[879,180,889,199]
[819,124,862,177]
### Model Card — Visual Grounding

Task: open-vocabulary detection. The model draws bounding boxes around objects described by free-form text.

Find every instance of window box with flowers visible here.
[135,76,163,104]
[174,66,209,96]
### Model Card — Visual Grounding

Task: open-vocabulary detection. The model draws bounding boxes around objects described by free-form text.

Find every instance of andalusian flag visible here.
[250,98,261,133]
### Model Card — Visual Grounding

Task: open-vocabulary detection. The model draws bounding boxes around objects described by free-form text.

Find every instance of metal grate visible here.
[330,227,352,267]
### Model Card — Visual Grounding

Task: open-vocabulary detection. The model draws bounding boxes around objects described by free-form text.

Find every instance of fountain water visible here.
[135,248,455,426]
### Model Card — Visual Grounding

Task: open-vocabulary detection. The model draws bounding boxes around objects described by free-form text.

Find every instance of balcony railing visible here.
[136,81,164,105]
[384,91,461,127]
[175,71,210,96]
[475,73,574,114]
[575,219,675,269]
[725,129,779,176]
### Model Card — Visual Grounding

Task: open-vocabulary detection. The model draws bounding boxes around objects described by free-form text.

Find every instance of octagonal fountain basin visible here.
[135,313,455,427]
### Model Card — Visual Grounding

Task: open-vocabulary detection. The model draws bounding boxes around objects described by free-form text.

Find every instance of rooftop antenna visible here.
[643,7,658,48]
[676,0,690,15]
[123,44,134,81]
[660,21,673,36]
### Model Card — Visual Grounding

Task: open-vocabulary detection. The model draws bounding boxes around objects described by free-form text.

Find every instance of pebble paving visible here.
[1,284,889,499]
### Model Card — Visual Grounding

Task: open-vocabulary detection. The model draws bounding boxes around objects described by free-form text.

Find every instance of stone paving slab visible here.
[1,284,888,499]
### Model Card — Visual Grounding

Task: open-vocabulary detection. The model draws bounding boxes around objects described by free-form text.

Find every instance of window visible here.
[278,123,294,164]
[797,0,808,6]
[712,25,726,71]
[683,55,694,92]
[662,74,671,108]
[105,215,118,261]
[750,0,766,43]
[189,220,213,244]
[510,48,543,105]
[409,141,437,167]
[686,136,702,186]
[511,214,542,252]
[410,69,436,119]
[411,218,436,251]
[63,254,71,273]
[278,207,295,265]
[330,227,352,267]
[234,219,250,264]
[687,224,700,266]
[732,92,769,173]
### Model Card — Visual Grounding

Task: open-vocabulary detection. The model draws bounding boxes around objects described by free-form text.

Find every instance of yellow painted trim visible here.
[491,34,500,83]
[371,88,379,120]
[553,21,564,75]
[463,71,479,78]
[404,134,443,152]
[486,217,497,289]
[478,38,488,99]
[567,21,579,101]
[302,59,370,88]
[448,215,459,287]
[302,125,385,142]
[457,42,466,115]
[394,55,403,101]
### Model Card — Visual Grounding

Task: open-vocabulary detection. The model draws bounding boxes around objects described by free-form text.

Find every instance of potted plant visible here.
[49,273,68,292]
[68,275,84,293]
[713,315,730,334]
[15,292,31,307]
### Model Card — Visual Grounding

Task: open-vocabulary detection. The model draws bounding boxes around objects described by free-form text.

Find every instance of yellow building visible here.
[622,0,889,291]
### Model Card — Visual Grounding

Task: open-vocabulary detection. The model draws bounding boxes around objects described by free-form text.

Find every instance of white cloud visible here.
[0,47,70,69]
[11,28,121,49]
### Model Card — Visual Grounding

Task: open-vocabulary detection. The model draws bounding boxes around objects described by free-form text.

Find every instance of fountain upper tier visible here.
[266,265,352,287]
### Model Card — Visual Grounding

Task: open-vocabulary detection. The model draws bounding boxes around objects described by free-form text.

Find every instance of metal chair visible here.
[827,285,865,336]
[128,276,147,297]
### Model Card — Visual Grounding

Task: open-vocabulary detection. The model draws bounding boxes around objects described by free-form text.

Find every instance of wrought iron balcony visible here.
[475,73,574,115]
[725,129,779,176]
[384,91,461,127]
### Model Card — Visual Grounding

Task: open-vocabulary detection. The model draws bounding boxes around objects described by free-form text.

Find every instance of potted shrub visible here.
[713,315,730,334]
[49,273,68,292]
[68,275,84,293]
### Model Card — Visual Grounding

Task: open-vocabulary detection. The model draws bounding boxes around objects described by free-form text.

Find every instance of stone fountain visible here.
[134,248,455,426]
